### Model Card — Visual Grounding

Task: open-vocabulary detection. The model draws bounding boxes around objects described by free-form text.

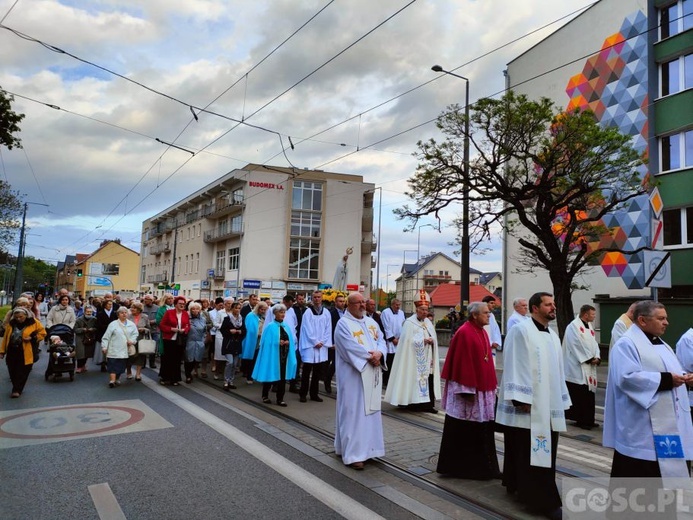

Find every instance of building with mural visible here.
[139,164,375,301]
[503,0,692,341]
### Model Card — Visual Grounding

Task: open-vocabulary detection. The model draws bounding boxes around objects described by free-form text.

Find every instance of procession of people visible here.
[3,286,693,520]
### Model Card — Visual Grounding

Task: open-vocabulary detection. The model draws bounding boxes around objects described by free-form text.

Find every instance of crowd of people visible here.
[3,286,693,519]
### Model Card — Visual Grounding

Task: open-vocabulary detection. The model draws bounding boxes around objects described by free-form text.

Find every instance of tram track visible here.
[193,375,609,519]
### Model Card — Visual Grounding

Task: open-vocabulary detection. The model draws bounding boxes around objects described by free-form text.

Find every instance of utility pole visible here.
[12,201,49,302]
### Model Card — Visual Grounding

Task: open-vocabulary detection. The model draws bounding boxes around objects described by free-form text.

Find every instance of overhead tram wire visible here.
[261,1,597,165]
[309,9,674,171]
[0,0,19,24]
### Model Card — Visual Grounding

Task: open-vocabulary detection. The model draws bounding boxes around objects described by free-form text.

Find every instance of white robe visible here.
[605,325,693,461]
[384,315,441,406]
[562,317,600,390]
[506,311,529,332]
[380,307,405,354]
[496,318,570,431]
[334,312,387,465]
[298,306,332,364]
[676,328,693,403]
[609,313,632,349]
[484,312,502,347]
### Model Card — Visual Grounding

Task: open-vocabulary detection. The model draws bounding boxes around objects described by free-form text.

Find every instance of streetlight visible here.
[417,223,435,263]
[386,264,399,293]
[431,64,470,311]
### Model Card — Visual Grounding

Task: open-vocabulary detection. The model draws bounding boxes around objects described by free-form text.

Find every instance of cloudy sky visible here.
[0,0,592,289]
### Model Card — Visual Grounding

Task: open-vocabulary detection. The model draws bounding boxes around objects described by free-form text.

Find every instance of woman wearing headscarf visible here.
[241,301,268,384]
[252,304,297,407]
[127,301,150,382]
[101,307,138,388]
[46,294,77,329]
[74,306,98,373]
[95,298,117,372]
[184,302,209,384]
[0,307,47,397]
[158,296,190,386]
[219,301,246,391]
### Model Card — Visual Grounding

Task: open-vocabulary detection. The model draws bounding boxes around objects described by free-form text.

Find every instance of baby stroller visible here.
[45,324,76,382]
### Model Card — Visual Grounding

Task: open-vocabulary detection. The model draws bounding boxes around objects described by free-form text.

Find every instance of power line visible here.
[0,0,19,24]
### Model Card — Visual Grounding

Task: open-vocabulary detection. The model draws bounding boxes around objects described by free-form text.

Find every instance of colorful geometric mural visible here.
[564,11,651,289]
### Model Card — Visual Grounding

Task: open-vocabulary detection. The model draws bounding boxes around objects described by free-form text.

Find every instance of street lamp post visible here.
[432,64,470,312]
[386,263,399,293]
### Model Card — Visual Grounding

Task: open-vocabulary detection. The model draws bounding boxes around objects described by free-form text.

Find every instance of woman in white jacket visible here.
[101,307,138,388]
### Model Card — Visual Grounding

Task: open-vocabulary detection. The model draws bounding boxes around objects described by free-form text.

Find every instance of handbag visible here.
[138,334,157,355]
[128,344,137,357]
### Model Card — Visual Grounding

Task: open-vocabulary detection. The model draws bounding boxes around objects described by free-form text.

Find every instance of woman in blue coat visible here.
[252,304,297,407]
[241,301,268,384]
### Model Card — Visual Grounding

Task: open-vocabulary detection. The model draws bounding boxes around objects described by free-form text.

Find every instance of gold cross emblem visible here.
[352,329,364,345]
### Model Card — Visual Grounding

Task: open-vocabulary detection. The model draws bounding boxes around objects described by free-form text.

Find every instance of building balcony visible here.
[202,196,245,220]
[212,269,225,280]
[147,272,168,283]
[361,233,377,254]
[362,207,374,232]
[422,274,452,281]
[149,242,170,255]
[203,224,244,243]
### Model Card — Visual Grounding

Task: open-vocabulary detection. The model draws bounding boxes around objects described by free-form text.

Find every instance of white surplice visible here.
[609,313,632,349]
[562,317,600,391]
[506,311,529,332]
[298,306,332,364]
[384,314,441,406]
[676,328,693,403]
[496,318,571,467]
[380,307,405,354]
[334,312,388,465]
[484,312,502,347]
[604,325,693,462]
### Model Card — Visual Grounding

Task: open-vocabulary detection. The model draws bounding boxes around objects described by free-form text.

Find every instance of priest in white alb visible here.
[380,298,405,388]
[334,292,388,470]
[385,289,441,413]
[609,301,637,348]
[496,292,570,520]
[562,304,601,429]
[604,300,693,478]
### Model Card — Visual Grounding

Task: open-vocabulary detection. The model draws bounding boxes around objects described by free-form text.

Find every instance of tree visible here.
[396,92,647,336]
[0,88,24,150]
[0,180,22,253]
[0,89,24,254]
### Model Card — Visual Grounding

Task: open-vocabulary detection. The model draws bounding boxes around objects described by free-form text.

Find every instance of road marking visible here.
[143,376,385,520]
[88,483,127,520]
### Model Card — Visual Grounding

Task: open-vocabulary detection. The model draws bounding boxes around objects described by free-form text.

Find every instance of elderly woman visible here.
[0,307,47,397]
[47,294,77,329]
[158,296,190,386]
[128,302,151,382]
[101,307,138,387]
[252,304,297,407]
[155,293,175,356]
[184,302,209,384]
[241,301,268,384]
[74,306,98,373]
[219,302,246,391]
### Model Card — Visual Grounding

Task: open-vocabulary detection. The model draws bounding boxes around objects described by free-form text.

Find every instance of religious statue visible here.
[332,247,353,291]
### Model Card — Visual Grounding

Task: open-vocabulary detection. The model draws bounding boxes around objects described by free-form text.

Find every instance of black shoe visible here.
[229,384,237,390]
[426,408,439,414]
[223,382,230,391]
[310,396,323,402]
[299,396,307,403]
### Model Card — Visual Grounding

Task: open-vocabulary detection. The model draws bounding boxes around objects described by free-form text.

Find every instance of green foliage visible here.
[435,317,450,329]
[0,180,22,253]
[396,91,647,335]
[21,256,56,294]
[0,88,24,150]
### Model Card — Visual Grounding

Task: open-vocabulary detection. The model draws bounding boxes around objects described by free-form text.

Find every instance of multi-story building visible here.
[503,0,693,342]
[73,240,141,298]
[140,164,376,300]
[395,252,482,314]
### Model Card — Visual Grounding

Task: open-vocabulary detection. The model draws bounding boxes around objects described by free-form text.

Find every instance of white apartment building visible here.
[140,164,376,300]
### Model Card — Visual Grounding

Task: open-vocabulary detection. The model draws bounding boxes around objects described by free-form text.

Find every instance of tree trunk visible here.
[549,272,575,341]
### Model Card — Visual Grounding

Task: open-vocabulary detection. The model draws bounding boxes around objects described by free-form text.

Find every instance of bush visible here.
[436,317,450,329]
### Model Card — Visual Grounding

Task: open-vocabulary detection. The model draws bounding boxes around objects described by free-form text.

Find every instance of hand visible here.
[316,342,323,349]
[515,403,531,413]
[367,350,383,366]
[392,338,399,346]
[672,373,688,387]
[462,393,475,403]
[491,343,500,350]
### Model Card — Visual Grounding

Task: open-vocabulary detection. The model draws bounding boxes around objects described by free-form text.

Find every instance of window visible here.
[661,130,693,171]
[292,181,323,211]
[185,255,189,275]
[232,188,244,204]
[288,238,320,280]
[662,53,693,96]
[102,263,120,275]
[228,247,239,270]
[231,215,243,233]
[216,250,226,274]
[140,266,146,285]
[291,211,321,237]
[198,224,201,237]
[663,207,693,246]
[661,0,693,39]
[195,253,200,273]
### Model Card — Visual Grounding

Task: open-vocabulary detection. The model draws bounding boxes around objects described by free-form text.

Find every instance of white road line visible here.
[88,483,127,520]
[143,377,385,520]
